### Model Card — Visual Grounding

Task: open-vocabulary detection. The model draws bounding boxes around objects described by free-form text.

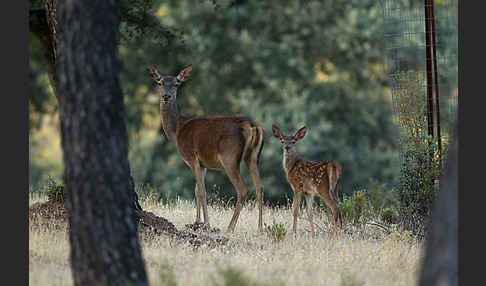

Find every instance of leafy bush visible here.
[264,220,287,242]
[381,207,399,224]
[320,190,371,225]
[366,179,387,214]
[393,74,449,237]
[350,190,368,223]
[44,177,66,203]
[397,136,445,236]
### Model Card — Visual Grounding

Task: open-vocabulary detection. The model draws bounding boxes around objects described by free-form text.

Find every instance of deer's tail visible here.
[330,163,343,202]
[252,124,265,167]
[241,122,265,167]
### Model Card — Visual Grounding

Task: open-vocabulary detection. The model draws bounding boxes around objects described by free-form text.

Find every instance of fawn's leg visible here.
[328,169,343,229]
[305,193,315,237]
[292,190,301,234]
[321,194,341,230]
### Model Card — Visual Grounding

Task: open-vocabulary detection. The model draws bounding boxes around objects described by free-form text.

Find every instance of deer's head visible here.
[147,64,192,104]
[272,124,307,153]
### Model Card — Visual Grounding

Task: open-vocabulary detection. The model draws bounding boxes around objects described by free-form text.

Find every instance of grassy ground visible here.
[29,195,424,286]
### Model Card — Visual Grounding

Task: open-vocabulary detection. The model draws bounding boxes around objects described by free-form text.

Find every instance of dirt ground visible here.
[28,199,228,248]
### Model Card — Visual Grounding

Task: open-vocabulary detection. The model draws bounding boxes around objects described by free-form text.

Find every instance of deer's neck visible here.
[283,149,299,175]
[160,101,181,143]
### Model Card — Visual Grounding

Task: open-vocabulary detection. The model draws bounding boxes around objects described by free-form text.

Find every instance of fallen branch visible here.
[365,221,391,234]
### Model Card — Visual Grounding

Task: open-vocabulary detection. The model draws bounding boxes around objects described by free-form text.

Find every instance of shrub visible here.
[44,177,67,203]
[337,195,354,224]
[264,220,287,242]
[393,74,449,237]
[350,190,368,223]
[321,190,371,225]
[366,179,386,215]
[381,207,399,224]
[397,136,445,236]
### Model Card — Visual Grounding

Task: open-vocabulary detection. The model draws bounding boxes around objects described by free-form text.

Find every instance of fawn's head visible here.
[147,64,192,104]
[272,124,307,153]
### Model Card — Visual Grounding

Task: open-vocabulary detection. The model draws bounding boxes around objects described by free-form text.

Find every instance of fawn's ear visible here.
[294,126,307,141]
[176,64,192,82]
[147,65,163,84]
[272,124,283,139]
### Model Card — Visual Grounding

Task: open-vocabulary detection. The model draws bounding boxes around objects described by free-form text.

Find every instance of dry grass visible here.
[29,195,424,286]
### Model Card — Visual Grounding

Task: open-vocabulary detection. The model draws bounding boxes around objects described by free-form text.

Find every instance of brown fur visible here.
[148,65,265,232]
[272,124,343,236]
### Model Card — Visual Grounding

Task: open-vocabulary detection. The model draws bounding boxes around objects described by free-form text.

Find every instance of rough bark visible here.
[418,120,458,286]
[57,0,148,285]
[30,0,143,212]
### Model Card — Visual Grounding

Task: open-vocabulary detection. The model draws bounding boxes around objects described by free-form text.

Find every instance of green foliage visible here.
[393,73,450,236]
[44,177,66,203]
[319,181,400,225]
[124,0,401,204]
[332,191,371,224]
[30,0,402,202]
[396,136,445,236]
[29,0,457,208]
[264,220,287,242]
[381,207,399,225]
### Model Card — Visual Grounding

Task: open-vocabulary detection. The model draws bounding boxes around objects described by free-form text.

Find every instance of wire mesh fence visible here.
[380,0,457,236]
[381,0,458,153]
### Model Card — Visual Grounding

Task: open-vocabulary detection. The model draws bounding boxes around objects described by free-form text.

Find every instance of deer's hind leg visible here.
[328,167,343,229]
[244,128,265,232]
[245,159,264,233]
[304,192,315,237]
[321,192,342,230]
[219,154,250,232]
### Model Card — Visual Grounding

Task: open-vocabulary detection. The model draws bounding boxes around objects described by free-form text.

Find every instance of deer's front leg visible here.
[192,167,207,223]
[192,162,209,226]
[292,188,301,234]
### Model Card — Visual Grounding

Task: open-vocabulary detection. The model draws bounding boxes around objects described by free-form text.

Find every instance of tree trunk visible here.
[418,120,458,286]
[30,0,143,212]
[57,0,148,285]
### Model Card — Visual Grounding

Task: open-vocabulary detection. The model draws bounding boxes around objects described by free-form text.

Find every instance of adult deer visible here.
[147,64,265,232]
[272,125,343,236]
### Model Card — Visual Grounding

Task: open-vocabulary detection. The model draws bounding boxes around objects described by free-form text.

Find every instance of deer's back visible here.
[288,160,341,195]
[176,116,256,170]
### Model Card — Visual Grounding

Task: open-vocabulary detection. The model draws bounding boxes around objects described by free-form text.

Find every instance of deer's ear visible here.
[176,64,192,82]
[147,65,163,84]
[294,126,307,141]
[272,124,283,139]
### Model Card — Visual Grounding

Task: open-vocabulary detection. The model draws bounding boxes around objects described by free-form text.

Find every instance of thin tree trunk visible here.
[418,120,458,286]
[57,0,148,284]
